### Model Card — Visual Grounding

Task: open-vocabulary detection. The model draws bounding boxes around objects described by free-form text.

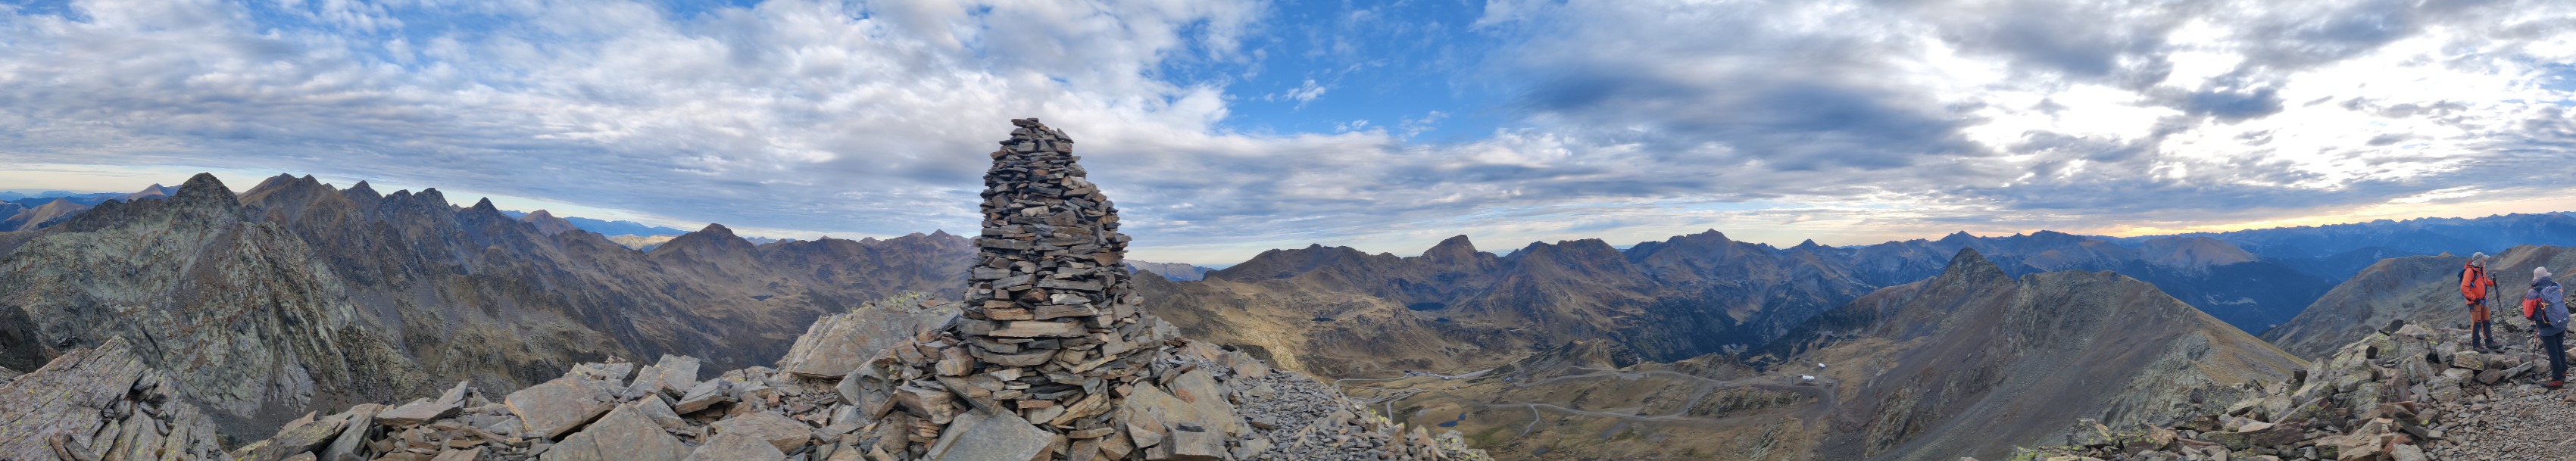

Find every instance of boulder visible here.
[713,410,812,453]
[1163,423,1225,461]
[541,401,691,461]
[683,432,786,461]
[630,355,703,396]
[779,310,951,378]
[673,379,731,414]
[2206,420,2303,451]
[1122,369,1242,438]
[925,409,1054,461]
[570,361,636,387]
[634,394,690,431]
[377,397,462,427]
[507,375,617,439]
[236,413,348,461]
[429,447,484,461]
[320,403,385,461]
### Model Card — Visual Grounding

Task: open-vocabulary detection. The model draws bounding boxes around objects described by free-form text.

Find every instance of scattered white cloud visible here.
[0,0,2571,265]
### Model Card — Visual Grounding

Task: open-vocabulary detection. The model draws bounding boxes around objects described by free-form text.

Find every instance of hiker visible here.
[2531,266,2568,388]
[2463,253,2500,350]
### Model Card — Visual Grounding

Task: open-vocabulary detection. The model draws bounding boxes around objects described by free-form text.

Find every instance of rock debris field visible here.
[2016,319,2576,461]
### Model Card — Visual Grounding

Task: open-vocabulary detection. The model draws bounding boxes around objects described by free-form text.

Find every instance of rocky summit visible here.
[0,119,1485,461]
[2016,319,2576,461]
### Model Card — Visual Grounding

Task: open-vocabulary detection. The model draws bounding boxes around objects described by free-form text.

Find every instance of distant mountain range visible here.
[1124,260,1214,281]
[0,184,174,232]
[0,184,175,208]
[495,208,689,238]
[1361,249,2300,460]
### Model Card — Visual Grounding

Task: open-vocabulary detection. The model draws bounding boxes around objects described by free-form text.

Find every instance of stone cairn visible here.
[846,117,1184,460]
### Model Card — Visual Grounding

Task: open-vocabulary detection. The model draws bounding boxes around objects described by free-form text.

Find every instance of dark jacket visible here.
[2536,277,2568,337]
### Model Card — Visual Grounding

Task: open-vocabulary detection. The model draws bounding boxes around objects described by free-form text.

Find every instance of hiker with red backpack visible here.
[2527,266,2569,388]
[2464,253,2501,350]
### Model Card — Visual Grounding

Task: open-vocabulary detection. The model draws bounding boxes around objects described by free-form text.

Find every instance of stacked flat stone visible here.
[847,117,1183,461]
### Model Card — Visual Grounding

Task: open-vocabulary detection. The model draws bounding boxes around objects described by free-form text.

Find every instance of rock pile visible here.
[2006,320,2561,461]
[838,117,1169,459]
[0,337,231,461]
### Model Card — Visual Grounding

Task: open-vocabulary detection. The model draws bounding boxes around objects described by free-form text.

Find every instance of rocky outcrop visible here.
[1756,248,2306,461]
[225,330,1485,461]
[2266,245,2576,359]
[2022,320,2559,460]
[0,337,230,461]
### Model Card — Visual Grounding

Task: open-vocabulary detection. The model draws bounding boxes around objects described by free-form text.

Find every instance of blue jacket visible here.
[2536,277,2568,337]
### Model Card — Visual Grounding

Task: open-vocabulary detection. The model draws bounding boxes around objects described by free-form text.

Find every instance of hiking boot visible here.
[2548,381,2564,389]
[2490,340,2506,350]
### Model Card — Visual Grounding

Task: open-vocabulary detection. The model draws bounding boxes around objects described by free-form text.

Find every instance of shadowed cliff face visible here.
[0,173,973,442]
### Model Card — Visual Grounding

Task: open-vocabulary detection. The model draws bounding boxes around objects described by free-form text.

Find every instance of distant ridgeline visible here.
[1130,213,2576,380]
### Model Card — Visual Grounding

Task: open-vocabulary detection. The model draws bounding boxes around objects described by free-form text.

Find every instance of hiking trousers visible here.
[2546,333,2568,382]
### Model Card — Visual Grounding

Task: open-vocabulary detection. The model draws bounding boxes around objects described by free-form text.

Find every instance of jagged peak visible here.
[698,223,738,238]
[344,181,381,200]
[468,198,498,212]
[414,188,448,207]
[1424,235,1479,258]
[927,229,952,238]
[1939,247,2007,282]
[172,173,238,204]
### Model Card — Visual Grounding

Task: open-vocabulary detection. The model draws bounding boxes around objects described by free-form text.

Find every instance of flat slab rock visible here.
[507,375,617,439]
[713,410,812,453]
[1123,369,1243,438]
[926,409,1055,461]
[682,431,785,461]
[779,310,952,378]
[376,397,461,427]
[541,400,690,461]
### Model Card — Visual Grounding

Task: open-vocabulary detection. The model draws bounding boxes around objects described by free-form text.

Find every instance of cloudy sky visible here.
[4,0,2574,264]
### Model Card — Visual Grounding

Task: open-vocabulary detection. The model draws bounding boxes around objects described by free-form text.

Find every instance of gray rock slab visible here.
[507,376,616,439]
[925,409,1054,461]
[682,432,786,461]
[713,410,812,453]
